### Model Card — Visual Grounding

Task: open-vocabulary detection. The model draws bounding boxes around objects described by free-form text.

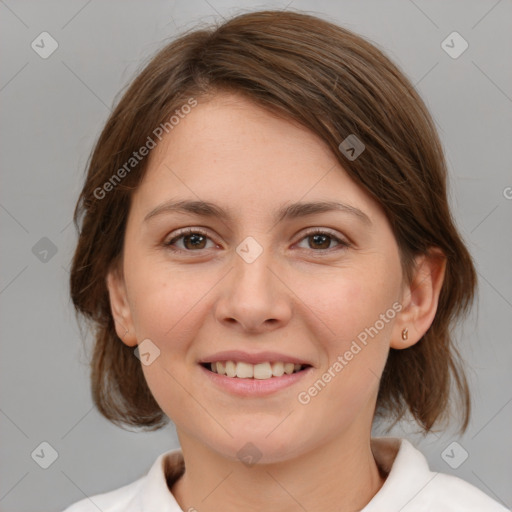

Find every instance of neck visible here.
[170,427,386,512]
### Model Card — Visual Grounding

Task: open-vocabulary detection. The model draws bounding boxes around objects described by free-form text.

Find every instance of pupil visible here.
[311,234,329,249]
[186,234,205,249]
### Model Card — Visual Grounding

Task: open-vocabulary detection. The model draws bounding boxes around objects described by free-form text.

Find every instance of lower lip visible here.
[199,364,313,397]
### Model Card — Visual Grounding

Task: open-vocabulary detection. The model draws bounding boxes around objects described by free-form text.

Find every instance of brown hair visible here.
[70,9,476,434]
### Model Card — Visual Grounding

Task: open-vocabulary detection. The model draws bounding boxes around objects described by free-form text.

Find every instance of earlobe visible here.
[106,266,138,347]
[391,248,447,350]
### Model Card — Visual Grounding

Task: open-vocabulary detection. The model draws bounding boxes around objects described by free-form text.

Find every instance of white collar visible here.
[120,437,506,511]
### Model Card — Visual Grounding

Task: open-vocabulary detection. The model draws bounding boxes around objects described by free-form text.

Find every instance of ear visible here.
[391,248,447,349]
[106,263,138,347]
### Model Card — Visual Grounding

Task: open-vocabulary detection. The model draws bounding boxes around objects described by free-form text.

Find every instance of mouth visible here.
[200,361,312,380]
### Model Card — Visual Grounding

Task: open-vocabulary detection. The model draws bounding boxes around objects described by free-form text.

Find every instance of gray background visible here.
[1,1,511,511]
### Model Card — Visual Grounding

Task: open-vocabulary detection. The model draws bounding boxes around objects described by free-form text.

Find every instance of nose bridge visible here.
[215,233,291,331]
[233,234,275,293]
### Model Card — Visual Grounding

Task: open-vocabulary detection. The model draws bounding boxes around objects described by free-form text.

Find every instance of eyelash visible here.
[163,227,351,255]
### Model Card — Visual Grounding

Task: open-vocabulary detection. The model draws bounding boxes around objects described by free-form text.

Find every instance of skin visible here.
[107,91,446,512]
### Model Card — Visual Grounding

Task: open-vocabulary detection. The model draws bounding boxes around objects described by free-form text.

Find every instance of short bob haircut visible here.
[70,9,476,435]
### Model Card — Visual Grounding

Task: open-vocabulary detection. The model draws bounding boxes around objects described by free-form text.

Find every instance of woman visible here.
[64,9,507,511]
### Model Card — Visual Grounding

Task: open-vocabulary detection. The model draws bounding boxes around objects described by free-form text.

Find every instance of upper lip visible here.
[198,350,313,367]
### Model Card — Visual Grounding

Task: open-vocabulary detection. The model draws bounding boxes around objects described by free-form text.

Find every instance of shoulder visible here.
[422,471,510,511]
[61,476,145,512]
[366,437,509,512]
[61,448,185,512]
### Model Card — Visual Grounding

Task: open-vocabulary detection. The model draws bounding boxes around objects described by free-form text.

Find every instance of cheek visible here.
[307,265,398,397]
[125,256,196,345]
[315,267,397,348]
[127,267,204,419]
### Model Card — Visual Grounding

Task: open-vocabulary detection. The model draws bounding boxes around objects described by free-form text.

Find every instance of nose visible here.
[214,238,292,334]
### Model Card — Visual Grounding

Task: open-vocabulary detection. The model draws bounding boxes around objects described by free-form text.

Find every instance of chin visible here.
[207,432,305,466]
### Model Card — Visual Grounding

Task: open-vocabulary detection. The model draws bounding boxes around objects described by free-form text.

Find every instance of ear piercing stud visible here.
[401,328,408,341]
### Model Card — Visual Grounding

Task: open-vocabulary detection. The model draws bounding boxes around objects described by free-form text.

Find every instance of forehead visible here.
[153,92,334,169]
[129,92,379,222]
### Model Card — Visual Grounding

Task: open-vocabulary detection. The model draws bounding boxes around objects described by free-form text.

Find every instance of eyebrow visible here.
[143,199,372,226]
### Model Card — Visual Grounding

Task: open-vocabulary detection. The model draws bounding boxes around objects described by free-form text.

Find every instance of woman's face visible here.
[108,92,407,463]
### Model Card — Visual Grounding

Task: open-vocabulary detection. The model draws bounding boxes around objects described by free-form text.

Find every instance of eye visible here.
[164,228,216,252]
[296,228,350,252]
[163,227,351,254]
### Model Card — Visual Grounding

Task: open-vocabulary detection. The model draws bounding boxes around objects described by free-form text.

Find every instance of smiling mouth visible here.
[201,361,311,380]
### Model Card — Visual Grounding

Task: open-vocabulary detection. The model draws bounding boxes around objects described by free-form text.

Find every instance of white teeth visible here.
[236,362,254,378]
[225,360,236,378]
[207,360,306,379]
[284,363,294,375]
[253,362,272,379]
[271,362,284,377]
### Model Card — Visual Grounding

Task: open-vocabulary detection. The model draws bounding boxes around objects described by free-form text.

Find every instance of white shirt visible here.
[62,437,509,511]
